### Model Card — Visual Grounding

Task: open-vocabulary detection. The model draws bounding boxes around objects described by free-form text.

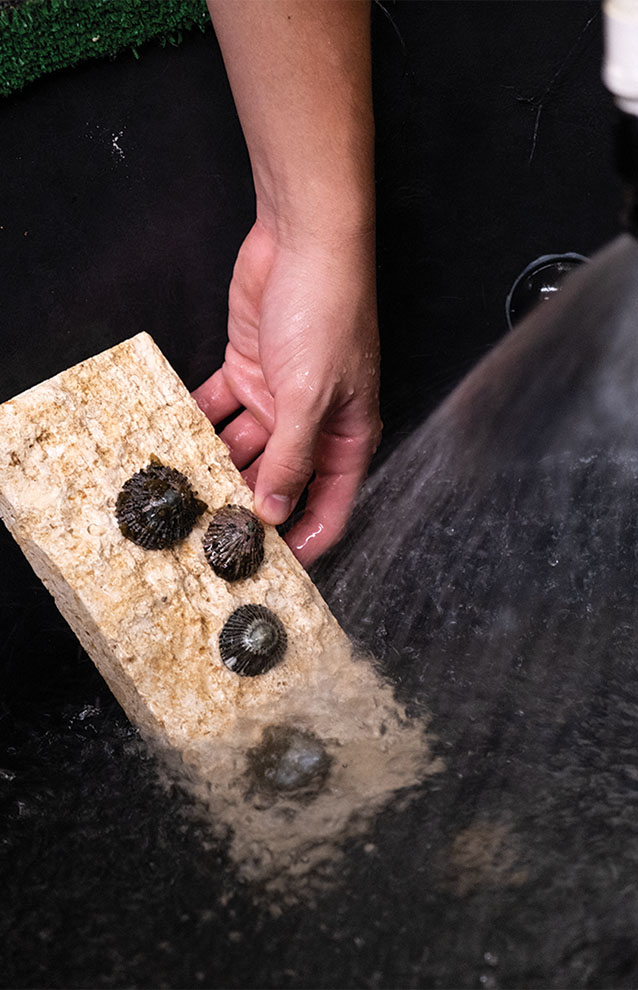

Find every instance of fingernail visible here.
[260,493,292,525]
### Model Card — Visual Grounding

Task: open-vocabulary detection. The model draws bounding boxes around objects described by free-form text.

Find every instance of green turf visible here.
[0,0,210,98]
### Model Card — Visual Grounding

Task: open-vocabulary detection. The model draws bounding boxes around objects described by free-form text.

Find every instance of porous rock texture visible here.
[0,333,349,749]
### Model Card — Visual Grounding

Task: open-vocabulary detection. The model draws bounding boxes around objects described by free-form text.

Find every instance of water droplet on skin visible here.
[294,520,324,553]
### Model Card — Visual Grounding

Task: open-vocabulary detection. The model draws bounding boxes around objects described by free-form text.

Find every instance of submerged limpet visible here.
[115,459,207,550]
[202,504,265,581]
[219,604,287,676]
[247,724,332,797]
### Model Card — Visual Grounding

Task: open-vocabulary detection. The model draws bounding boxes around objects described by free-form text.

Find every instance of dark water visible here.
[4,235,638,988]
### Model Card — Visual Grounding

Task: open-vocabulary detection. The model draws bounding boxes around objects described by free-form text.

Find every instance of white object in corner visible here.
[603,0,638,114]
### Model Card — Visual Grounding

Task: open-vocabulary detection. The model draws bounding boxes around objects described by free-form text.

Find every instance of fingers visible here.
[241,454,262,492]
[253,401,321,526]
[195,369,380,568]
[283,462,362,567]
[192,369,241,424]
[193,370,272,471]
[283,402,381,565]
[219,410,270,470]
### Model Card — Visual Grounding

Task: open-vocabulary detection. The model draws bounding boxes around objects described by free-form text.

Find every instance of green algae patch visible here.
[0,0,210,98]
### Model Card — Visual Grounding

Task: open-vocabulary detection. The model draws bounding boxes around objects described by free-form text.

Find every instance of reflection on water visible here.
[153,640,441,902]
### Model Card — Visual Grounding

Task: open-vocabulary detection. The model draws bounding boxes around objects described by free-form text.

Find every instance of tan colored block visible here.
[0,332,438,893]
[0,332,348,748]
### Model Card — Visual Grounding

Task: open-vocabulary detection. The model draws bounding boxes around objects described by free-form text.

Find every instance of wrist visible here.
[255,179,375,255]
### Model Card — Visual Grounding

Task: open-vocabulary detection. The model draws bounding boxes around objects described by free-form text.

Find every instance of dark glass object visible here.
[506,253,588,329]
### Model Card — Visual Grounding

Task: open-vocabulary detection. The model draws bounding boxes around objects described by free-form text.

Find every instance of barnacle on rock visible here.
[115,458,206,550]
[219,604,287,676]
[202,504,265,581]
[247,724,332,798]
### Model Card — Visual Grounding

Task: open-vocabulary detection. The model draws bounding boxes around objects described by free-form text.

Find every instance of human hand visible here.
[193,218,381,568]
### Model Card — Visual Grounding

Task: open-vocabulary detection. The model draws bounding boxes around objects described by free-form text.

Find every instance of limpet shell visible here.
[247,724,332,797]
[219,604,287,677]
[115,458,207,550]
[202,504,265,581]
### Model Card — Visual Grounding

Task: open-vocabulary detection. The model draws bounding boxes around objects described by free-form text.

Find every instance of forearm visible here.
[207,0,375,246]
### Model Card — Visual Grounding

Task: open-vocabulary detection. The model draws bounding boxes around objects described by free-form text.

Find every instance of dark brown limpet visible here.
[219,604,287,676]
[115,458,207,550]
[202,504,265,581]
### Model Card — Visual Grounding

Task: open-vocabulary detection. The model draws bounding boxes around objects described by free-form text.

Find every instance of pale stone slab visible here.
[0,333,441,895]
[0,333,349,748]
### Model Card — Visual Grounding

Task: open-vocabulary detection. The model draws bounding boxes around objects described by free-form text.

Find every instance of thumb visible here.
[253,395,321,526]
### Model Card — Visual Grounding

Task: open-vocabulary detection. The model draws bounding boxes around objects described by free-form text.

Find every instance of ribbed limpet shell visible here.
[219,604,287,676]
[115,458,207,550]
[202,504,265,581]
